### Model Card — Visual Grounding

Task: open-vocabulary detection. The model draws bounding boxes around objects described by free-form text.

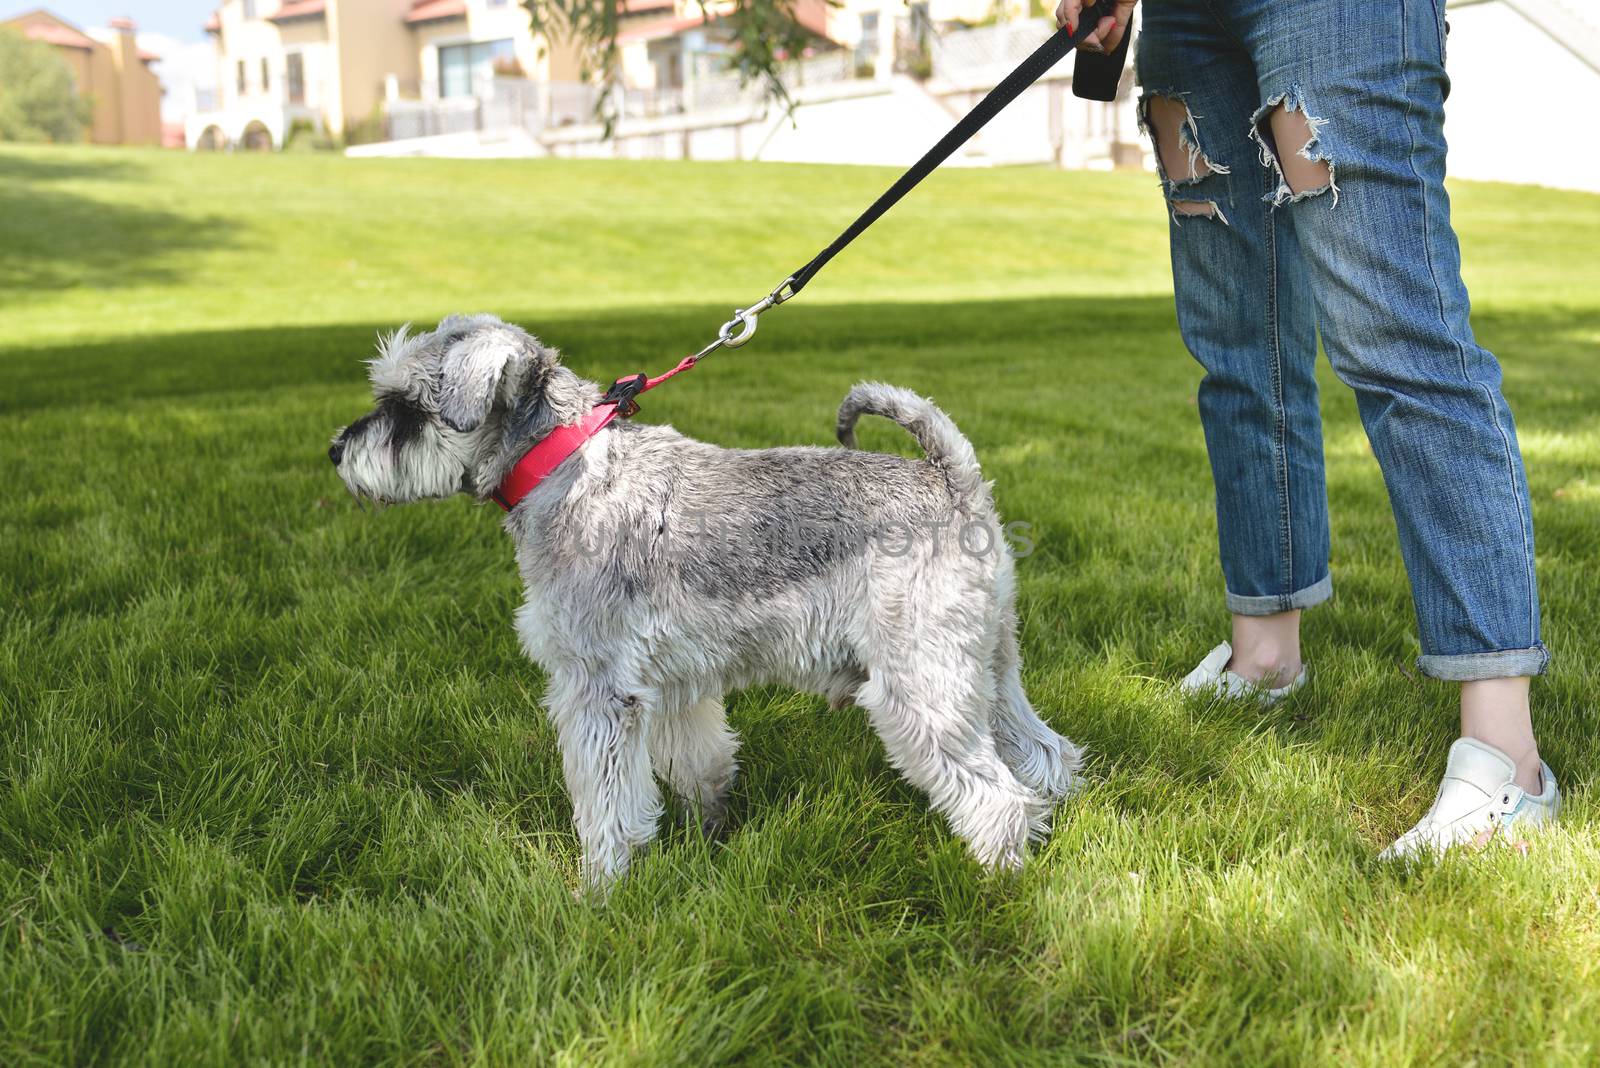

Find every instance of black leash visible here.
[656,17,1124,378]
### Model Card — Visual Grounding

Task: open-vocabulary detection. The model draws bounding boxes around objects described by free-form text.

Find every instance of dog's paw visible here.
[695,770,739,839]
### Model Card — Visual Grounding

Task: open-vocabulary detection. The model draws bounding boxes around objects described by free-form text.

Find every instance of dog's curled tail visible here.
[836,382,986,505]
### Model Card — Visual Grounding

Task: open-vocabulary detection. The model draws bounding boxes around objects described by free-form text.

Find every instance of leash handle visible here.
[785,20,1099,298]
[1072,11,1135,102]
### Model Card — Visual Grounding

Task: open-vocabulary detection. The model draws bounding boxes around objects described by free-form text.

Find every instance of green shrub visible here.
[0,26,91,142]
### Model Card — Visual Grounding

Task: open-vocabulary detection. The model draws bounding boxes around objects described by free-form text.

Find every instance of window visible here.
[261,57,270,93]
[236,59,246,94]
[858,11,879,61]
[438,38,516,98]
[242,0,257,18]
[286,53,305,104]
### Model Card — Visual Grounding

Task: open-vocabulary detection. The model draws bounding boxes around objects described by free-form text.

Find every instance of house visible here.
[615,0,837,96]
[2,9,162,145]
[187,0,586,150]
[405,0,586,97]
[189,0,413,149]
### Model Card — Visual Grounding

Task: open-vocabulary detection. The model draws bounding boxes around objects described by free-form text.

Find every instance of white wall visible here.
[755,81,973,167]
[1442,3,1600,192]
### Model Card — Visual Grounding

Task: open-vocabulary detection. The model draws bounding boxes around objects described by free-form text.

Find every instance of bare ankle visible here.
[1459,677,1542,793]
[1229,610,1303,686]
[1228,651,1302,687]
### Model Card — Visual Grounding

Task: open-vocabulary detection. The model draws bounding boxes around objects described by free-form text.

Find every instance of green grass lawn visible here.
[2,144,1598,1066]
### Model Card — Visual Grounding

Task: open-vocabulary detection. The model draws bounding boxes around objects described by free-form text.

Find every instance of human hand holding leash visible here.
[1055,0,1137,53]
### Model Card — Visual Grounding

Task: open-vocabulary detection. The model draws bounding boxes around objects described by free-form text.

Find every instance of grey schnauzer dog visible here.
[330,313,1082,890]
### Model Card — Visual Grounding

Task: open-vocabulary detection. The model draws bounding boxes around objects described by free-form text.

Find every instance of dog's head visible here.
[328,314,592,504]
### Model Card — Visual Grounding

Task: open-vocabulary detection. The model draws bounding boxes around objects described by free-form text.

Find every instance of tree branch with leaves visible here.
[522,0,824,128]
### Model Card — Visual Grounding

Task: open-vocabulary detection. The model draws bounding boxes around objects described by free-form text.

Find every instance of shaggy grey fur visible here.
[330,314,1082,891]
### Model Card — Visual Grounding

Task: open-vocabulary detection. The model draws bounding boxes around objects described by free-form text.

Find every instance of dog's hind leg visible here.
[547,674,664,894]
[856,657,1048,870]
[990,627,1083,802]
[985,565,1081,800]
[648,695,740,835]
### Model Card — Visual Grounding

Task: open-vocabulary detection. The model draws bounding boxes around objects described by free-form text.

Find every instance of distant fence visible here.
[378,46,864,143]
[929,19,1057,88]
[385,95,480,141]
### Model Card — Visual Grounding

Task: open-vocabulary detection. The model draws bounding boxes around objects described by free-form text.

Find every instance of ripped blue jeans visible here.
[1136,0,1548,681]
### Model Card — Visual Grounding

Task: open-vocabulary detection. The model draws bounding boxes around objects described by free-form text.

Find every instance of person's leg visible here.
[1136,0,1332,684]
[1229,2,1550,807]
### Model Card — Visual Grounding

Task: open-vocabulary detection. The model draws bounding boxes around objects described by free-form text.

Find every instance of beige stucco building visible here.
[407,0,586,95]
[187,0,587,149]
[2,9,162,145]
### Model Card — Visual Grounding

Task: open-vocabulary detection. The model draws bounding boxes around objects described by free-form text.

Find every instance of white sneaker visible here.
[1179,641,1307,704]
[1380,737,1561,861]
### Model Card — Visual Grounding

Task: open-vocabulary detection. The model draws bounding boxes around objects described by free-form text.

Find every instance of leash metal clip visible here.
[691,276,799,361]
[713,276,800,351]
[717,304,764,349]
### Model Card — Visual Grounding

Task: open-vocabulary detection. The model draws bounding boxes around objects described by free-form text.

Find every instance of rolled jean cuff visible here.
[1225,574,1333,617]
[1417,644,1550,682]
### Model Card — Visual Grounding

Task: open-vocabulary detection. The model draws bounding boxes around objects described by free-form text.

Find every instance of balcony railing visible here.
[377,50,861,144]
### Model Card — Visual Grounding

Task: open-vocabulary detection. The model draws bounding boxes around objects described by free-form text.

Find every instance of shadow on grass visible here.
[0,152,139,182]
[3,295,1593,416]
[0,295,1190,414]
[0,152,233,300]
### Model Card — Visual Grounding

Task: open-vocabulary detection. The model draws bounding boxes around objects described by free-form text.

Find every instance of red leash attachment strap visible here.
[647,354,701,389]
[601,354,702,417]
[489,355,701,512]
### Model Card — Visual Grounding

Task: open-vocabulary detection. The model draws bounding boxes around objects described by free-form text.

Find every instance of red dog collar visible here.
[489,355,698,512]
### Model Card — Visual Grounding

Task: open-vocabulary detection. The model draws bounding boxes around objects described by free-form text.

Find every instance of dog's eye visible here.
[380,393,428,452]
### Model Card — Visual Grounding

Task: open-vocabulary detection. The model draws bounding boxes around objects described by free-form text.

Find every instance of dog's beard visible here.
[337,424,473,506]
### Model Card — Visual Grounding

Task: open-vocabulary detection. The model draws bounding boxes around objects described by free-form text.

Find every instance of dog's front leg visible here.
[547,678,663,894]
[648,695,741,836]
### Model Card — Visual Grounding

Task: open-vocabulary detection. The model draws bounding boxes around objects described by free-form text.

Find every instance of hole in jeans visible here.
[1250,94,1338,206]
[1172,199,1228,224]
[1143,95,1232,184]
[1141,94,1231,224]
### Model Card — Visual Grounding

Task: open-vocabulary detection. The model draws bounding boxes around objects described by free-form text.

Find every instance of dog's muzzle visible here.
[328,431,347,466]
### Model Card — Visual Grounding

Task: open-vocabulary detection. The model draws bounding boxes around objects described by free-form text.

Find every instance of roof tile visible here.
[267,0,327,22]
[405,0,468,24]
[17,19,97,50]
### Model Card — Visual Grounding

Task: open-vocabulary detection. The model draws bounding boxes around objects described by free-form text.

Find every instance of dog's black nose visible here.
[328,435,346,466]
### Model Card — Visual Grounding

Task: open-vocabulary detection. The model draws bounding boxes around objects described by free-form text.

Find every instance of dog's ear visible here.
[437,325,530,432]
[501,364,553,447]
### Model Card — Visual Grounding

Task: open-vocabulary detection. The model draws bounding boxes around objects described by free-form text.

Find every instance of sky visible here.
[2,2,215,43]
[2,2,220,122]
